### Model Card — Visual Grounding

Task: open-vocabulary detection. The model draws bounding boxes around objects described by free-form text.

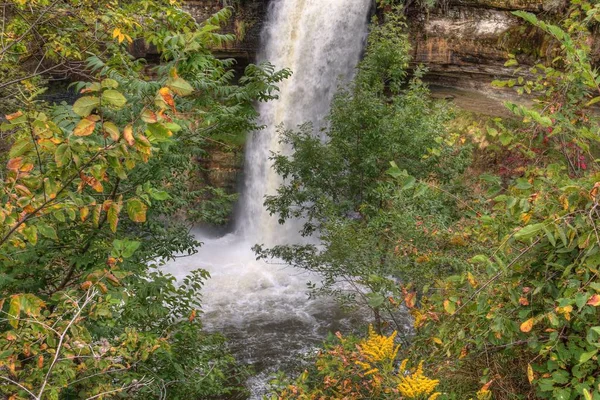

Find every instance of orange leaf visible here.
[519,297,530,306]
[404,292,416,309]
[73,117,96,137]
[189,309,196,322]
[520,318,534,333]
[587,294,600,306]
[6,111,23,121]
[141,109,158,123]
[159,87,175,110]
[7,157,23,171]
[123,124,135,146]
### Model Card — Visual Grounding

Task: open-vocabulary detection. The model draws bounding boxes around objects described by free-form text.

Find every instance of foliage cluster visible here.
[409,2,600,399]
[266,1,600,399]
[268,327,441,400]
[0,1,289,399]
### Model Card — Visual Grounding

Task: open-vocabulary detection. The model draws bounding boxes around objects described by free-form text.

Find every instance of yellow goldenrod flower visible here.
[357,325,400,365]
[397,361,440,399]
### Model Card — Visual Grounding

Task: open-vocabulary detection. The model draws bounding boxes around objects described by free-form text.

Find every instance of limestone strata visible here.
[180,0,572,91]
[197,148,244,194]
[407,5,522,91]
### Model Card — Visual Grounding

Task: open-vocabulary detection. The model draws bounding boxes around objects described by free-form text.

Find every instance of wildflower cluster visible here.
[274,329,442,400]
[355,325,400,377]
[397,360,441,399]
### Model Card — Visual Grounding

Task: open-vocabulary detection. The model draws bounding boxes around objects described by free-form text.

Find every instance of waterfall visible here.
[238,0,372,245]
[165,0,372,396]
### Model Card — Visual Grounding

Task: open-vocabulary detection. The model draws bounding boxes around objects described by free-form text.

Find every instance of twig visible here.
[0,375,37,399]
[454,237,542,315]
[36,288,97,400]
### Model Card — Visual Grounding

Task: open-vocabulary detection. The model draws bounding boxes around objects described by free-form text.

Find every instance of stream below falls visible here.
[166,230,369,398]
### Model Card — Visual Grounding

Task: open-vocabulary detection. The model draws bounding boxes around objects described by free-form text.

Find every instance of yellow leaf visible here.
[527,363,534,384]
[520,318,534,333]
[103,122,120,141]
[80,206,89,222]
[443,299,456,315]
[112,28,125,43]
[158,87,175,110]
[73,117,96,136]
[467,271,477,287]
[123,124,135,146]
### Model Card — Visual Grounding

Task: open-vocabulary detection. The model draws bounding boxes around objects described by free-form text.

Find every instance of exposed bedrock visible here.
[182,0,590,94]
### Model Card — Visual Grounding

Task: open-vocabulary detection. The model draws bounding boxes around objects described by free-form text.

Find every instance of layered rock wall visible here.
[406,0,565,91]
[181,0,575,91]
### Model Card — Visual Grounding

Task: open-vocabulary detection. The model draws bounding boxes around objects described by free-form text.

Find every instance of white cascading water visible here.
[165,0,372,396]
[239,0,373,245]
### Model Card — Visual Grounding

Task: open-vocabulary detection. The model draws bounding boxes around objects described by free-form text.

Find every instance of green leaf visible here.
[38,223,58,240]
[576,293,590,310]
[579,349,597,364]
[72,96,100,117]
[514,178,532,190]
[146,123,172,141]
[514,223,544,241]
[123,240,141,258]
[23,225,37,245]
[8,296,20,328]
[366,293,385,308]
[543,226,556,247]
[101,78,119,89]
[150,190,169,201]
[55,144,71,167]
[167,77,194,96]
[499,132,513,146]
[386,161,404,178]
[102,90,127,108]
[9,139,33,158]
[401,176,416,190]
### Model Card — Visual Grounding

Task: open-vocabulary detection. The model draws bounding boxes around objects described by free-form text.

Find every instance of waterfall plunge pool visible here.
[164,229,368,399]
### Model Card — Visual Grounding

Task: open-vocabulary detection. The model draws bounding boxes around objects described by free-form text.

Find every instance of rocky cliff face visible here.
[406,0,565,91]
[182,0,575,92]
[185,0,584,91]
